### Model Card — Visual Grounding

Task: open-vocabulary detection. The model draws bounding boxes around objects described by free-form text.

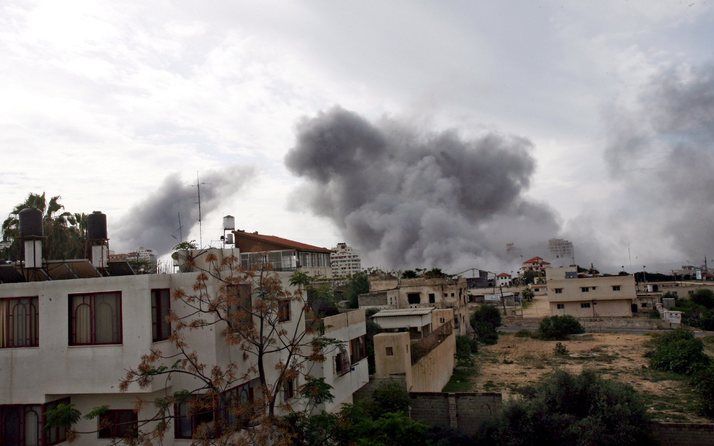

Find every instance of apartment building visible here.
[330,242,362,278]
[357,276,470,335]
[0,216,364,445]
[546,267,636,317]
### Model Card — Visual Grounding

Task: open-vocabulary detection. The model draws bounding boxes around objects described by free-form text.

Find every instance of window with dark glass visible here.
[175,396,217,439]
[0,296,39,348]
[221,381,255,430]
[428,293,436,303]
[350,335,367,364]
[278,299,291,322]
[69,292,122,345]
[283,378,296,401]
[151,289,171,342]
[0,404,41,446]
[226,284,252,331]
[581,303,591,308]
[407,293,420,304]
[98,410,138,439]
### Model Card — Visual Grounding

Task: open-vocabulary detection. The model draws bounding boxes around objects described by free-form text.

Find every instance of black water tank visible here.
[18,208,43,238]
[87,211,108,240]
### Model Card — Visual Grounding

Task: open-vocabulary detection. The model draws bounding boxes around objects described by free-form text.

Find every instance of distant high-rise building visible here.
[331,243,362,277]
[548,238,574,264]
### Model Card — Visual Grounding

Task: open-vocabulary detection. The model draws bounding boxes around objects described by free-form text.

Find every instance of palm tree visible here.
[1,193,85,261]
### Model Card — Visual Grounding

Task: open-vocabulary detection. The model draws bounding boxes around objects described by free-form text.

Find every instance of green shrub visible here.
[471,305,502,344]
[456,335,478,360]
[515,329,533,338]
[692,289,714,309]
[554,342,568,356]
[475,370,652,446]
[538,315,584,340]
[691,365,714,417]
[370,382,411,417]
[647,329,710,375]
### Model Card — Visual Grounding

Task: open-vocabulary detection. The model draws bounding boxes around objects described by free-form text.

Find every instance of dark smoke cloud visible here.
[114,166,254,255]
[605,65,714,263]
[285,107,560,270]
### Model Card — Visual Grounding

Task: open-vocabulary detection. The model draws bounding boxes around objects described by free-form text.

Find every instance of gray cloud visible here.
[605,65,714,263]
[114,166,254,255]
[286,107,560,270]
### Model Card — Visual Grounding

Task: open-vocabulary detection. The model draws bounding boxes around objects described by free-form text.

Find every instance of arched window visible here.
[1,297,39,348]
[24,407,40,446]
[69,292,121,345]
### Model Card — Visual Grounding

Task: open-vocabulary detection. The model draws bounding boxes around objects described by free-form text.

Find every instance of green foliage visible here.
[691,364,714,417]
[471,305,502,345]
[307,282,339,317]
[45,403,81,430]
[476,370,653,446]
[521,288,535,301]
[646,329,710,375]
[692,289,714,309]
[1,193,86,261]
[456,335,478,364]
[345,271,370,308]
[83,405,110,420]
[521,270,540,285]
[515,329,533,338]
[422,268,446,279]
[300,377,335,406]
[172,240,198,251]
[401,270,419,279]
[538,315,584,340]
[369,382,411,418]
[554,342,569,356]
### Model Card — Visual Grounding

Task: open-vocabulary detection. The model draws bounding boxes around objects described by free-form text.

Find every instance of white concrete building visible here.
[330,243,362,278]
[0,247,366,445]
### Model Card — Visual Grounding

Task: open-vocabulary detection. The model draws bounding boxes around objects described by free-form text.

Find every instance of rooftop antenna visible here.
[171,212,184,243]
[195,172,207,248]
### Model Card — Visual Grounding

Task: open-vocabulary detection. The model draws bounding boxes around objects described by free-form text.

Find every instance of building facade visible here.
[330,243,362,278]
[545,267,636,318]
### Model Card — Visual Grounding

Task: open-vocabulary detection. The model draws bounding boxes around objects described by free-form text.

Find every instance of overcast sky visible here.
[2,0,714,273]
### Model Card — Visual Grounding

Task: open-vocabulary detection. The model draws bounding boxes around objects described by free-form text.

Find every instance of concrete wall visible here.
[410,331,455,392]
[316,310,369,413]
[409,392,502,437]
[373,332,412,383]
[549,299,633,317]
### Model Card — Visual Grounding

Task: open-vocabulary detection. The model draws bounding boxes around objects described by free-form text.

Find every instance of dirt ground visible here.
[468,332,714,422]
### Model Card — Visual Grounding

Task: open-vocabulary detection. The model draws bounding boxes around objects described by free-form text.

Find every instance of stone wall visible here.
[650,422,714,446]
[409,392,502,436]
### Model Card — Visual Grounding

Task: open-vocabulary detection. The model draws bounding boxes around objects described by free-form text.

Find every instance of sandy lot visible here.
[468,333,714,422]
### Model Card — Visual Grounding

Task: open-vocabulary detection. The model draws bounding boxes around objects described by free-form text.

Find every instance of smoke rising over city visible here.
[114,167,254,255]
[602,66,714,265]
[286,107,560,270]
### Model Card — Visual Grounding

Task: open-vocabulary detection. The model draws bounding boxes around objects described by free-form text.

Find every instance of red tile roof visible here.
[523,256,549,264]
[234,231,331,253]
[497,273,511,278]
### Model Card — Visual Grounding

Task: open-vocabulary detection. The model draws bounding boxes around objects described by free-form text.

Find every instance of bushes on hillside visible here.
[646,329,709,375]
[692,365,714,417]
[673,289,714,330]
[471,305,502,345]
[538,315,584,340]
[476,370,652,446]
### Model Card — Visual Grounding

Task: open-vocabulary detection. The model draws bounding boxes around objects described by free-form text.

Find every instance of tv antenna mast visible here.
[195,172,207,248]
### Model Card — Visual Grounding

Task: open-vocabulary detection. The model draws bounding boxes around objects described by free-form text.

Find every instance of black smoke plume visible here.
[114,166,253,255]
[285,107,560,270]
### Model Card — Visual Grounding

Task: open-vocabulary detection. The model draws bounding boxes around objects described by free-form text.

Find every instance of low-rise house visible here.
[358,276,470,335]
[371,307,455,392]
[520,256,550,274]
[546,267,636,317]
[496,273,512,287]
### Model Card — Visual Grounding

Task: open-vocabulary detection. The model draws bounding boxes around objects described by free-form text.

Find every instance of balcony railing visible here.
[410,321,453,365]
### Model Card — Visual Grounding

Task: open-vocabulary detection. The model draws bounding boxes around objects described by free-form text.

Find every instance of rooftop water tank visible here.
[87,211,108,241]
[223,215,235,231]
[19,208,43,239]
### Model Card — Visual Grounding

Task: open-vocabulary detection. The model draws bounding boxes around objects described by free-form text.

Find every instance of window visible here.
[0,296,38,348]
[556,304,565,309]
[580,287,590,293]
[69,292,121,345]
[98,410,137,439]
[151,289,171,342]
[591,286,597,290]
[335,346,351,375]
[175,396,217,440]
[554,288,563,294]
[0,399,67,446]
[407,293,420,304]
[581,303,591,308]
[641,302,649,308]
[350,335,367,364]
[428,293,435,304]
[278,299,291,322]
[385,346,394,356]
[283,378,296,401]
[221,381,255,430]
[440,317,445,323]
[612,285,621,291]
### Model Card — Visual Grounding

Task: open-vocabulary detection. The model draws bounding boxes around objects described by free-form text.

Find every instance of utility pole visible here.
[196,172,203,249]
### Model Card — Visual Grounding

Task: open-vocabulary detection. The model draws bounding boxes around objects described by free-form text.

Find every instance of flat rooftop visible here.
[372,307,435,317]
